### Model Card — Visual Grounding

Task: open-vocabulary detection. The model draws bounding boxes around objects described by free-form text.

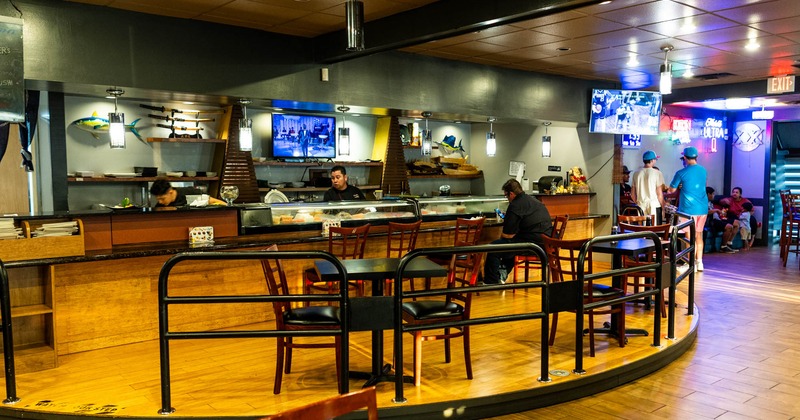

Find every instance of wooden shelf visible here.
[408,173,483,179]
[9,304,53,318]
[253,160,382,167]
[147,137,226,143]
[68,176,219,182]
[259,184,381,193]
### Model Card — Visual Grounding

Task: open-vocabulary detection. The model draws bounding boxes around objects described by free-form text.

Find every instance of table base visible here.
[350,364,414,387]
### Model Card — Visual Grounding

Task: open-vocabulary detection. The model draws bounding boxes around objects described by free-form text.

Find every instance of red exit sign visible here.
[767,75,795,94]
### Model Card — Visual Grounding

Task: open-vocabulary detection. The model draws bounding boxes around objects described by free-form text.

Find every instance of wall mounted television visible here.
[589,89,662,135]
[272,113,336,159]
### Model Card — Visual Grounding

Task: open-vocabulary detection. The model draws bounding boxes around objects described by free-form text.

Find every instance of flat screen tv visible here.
[272,113,336,159]
[589,89,661,135]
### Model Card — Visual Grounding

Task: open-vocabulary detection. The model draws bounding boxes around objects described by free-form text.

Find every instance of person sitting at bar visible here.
[323,165,365,201]
[484,179,552,285]
[149,178,224,207]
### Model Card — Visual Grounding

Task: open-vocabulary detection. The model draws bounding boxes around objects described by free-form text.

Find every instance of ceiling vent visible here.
[696,72,735,81]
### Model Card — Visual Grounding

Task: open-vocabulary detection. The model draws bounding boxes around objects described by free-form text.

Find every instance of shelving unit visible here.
[146,137,226,144]
[409,172,483,180]
[67,176,219,183]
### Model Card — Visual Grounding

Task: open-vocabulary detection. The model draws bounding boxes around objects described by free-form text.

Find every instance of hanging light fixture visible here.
[338,105,351,156]
[345,0,365,51]
[239,99,253,152]
[421,111,432,156]
[106,88,125,149]
[486,117,496,157]
[542,122,552,158]
[659,45,674,95]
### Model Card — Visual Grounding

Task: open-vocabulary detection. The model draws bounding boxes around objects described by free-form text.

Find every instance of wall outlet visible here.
[548,165,561,172]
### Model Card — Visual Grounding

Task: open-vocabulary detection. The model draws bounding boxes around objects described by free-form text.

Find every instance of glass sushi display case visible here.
[416,196,508,221]
[239,199,418,234]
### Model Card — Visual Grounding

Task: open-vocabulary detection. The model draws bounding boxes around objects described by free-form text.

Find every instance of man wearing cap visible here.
[631,150,665,224]
[668,146,709,272]
[620,165,634,209]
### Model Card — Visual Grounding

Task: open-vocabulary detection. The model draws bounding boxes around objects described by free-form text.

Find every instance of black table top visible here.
[314,257,447,282]
[590,237,662,256]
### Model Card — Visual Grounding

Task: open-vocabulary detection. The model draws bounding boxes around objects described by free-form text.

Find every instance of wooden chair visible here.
[303,224,371,300]
[263,386,378,420]
[512,215,568,288]
[779,191,800,267]
[424,217,484,290]
[618,222,671,317]
[261,245,342,394]
[621,205,644,216]
[542,236,625,357]
[618,214,654,226]
[401,242,483,386]
[385,220,422,295]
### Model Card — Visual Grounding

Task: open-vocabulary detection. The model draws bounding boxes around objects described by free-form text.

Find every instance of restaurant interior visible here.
[1,0,799,419]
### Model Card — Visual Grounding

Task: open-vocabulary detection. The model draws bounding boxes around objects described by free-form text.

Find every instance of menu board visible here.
[0,16,23,123]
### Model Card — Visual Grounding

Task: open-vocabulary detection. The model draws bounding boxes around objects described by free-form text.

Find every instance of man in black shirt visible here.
[323,165,366,201]
[149,179,224,207]
[484,179,552,284]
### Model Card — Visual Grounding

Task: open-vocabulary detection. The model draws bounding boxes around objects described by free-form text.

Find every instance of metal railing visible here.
[156,250,349,415]
[668,212,697,339]
[392,243,550,403]
[575,231,668,374]
[0,259,19,405]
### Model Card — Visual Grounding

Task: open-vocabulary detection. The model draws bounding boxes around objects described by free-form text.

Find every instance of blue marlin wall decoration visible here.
[69,112,143,142]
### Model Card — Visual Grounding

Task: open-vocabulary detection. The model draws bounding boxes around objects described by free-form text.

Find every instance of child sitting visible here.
[738,202,754,251]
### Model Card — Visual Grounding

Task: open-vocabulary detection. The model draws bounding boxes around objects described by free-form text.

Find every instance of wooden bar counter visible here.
[3,194,604,370]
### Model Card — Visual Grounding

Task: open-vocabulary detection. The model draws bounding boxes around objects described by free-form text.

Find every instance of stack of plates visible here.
[32,221,78,237]
[264,190,289,203]
[0,219,22,240]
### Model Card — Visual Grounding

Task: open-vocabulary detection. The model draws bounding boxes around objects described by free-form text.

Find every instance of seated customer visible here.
[706,187,738,253]
[738,202,755,250]
[150,179,224,207]
[484,179,552,285]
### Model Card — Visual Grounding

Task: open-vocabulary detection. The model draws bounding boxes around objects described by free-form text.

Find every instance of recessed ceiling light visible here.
[683,68,694,78]
[626,53,639,66]
[725,97,751,109]
[556,47,571,52]
[745,38,760,51]
[599,1,612,4]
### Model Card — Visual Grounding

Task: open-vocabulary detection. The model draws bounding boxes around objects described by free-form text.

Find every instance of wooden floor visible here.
[493,245,800,419]
[1,245,763,419]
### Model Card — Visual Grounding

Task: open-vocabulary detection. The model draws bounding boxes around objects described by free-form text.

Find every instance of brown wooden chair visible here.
[263,386,378,420]
[621,205,644,216]
[780,191,800,267]
[303,224,371,300]
[618,222,671,317]
[424,217,484,290]
[542,236,625,357]
[512,215,568,288]
[618,214,654,226]
[385,220,422,295]
[401,242,483,386]
[261,245,342,394]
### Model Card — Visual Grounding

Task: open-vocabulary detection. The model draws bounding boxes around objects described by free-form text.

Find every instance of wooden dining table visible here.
[314,256,448,387]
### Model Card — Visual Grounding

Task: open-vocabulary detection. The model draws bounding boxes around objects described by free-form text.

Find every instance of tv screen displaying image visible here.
[589,89,662,135]
[272,113,336,159]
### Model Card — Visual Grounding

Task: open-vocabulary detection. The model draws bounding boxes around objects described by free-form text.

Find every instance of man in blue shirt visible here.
[668,146,709,272]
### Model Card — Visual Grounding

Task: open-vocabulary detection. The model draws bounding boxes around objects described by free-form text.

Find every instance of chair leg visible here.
[444,328,451,364]
[463,327,473,380]
[334,337,342,394]
[548,313,559,346]
[274,338,285,395]
[413,332,422,387]
[588,312,596,357]
[285,337,293,374]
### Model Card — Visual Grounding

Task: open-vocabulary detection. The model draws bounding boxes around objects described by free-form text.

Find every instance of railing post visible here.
[0,260,19,405]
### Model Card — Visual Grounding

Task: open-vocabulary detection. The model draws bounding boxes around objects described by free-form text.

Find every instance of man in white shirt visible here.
[631,150,665,224]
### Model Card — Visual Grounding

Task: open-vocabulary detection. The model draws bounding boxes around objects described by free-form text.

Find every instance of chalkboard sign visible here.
[0,16,23,123]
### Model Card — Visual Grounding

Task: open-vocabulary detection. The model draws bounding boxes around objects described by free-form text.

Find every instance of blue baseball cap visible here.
[681,146,699,159]
[643,150,659,161]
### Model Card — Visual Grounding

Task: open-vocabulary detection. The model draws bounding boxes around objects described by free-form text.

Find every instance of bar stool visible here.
[780,191,800,267]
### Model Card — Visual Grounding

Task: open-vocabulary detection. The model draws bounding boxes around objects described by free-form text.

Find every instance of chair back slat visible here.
[618,214,655,226]
[329,224,371,260]
[454,217,485,246]
[261,245,290,324]
[551,215,569,239]
[386,220,421,258]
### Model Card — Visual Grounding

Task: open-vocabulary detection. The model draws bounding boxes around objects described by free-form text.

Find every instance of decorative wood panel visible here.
[381,116,408,195]
[220,104,260,203]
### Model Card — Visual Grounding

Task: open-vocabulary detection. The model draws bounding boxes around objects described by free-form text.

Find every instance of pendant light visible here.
[239,99,253,151]
[421,111,432,156]
[542,122,552,158]
[486,117,496,157]
[345,0,365,51]
[338,105,351,156]
[106,88,125,149]
[659,45,673,95]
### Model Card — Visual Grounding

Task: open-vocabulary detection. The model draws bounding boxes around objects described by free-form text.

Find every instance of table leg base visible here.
[586,322,648,338]
[350,364,414,388]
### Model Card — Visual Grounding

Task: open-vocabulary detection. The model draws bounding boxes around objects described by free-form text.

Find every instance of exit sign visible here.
[767,75,795,94]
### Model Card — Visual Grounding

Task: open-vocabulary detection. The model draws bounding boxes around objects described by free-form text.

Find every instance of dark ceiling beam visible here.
[313,0,605,63]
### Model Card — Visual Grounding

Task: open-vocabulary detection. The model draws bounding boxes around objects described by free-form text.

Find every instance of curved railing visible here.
[0,259,19,405]
[156,250,349,415]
